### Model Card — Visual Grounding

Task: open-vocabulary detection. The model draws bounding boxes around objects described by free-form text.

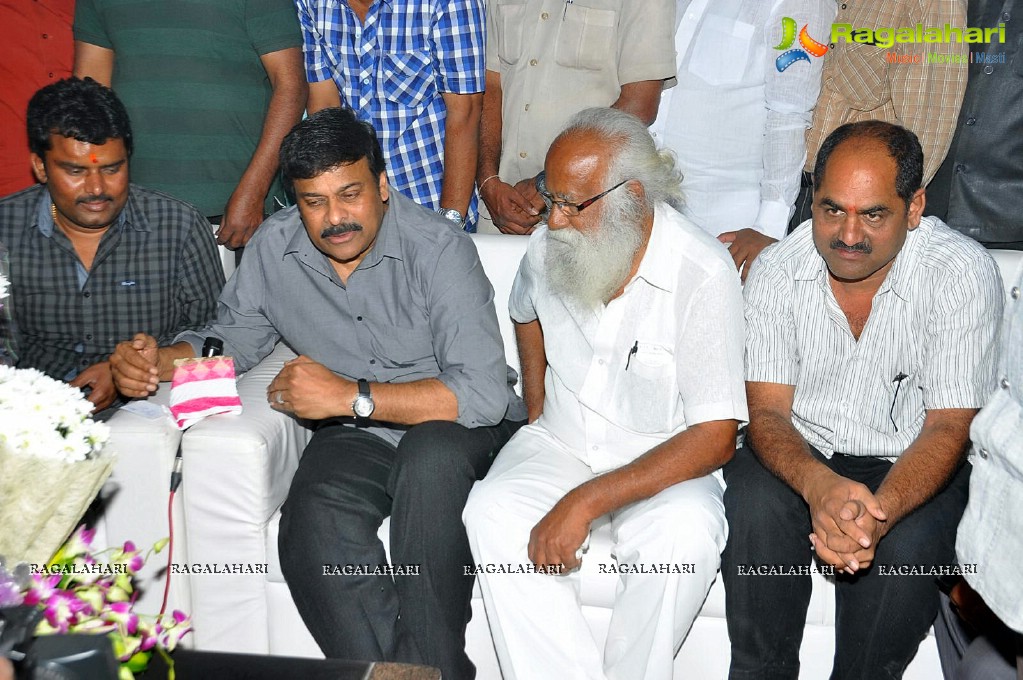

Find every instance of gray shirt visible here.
[177,191,525,440]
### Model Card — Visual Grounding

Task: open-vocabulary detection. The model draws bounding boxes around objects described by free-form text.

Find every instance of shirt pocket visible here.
[366,320,437,380]
[556,4,617,72]
[830,41,887,110]
[381,51,436,110]
[495,0,528,65]
[615,341,677,434]
[687,15,755,86]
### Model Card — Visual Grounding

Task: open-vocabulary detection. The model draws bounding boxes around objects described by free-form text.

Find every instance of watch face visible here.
[353,395,375,418]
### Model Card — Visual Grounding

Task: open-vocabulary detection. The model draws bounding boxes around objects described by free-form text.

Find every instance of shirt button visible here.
[42,33,49,38]
[524,104,530,111]
[83,291,91,298]
[529,58,538,66]
[541,11,549,19]
[1001,377,1011,389]
[955,163,967,174]
[85,334,93,340]
[362,77,371,85]
[519,151,527,158]
[597,358,604,365]
[965,117,976,126]
[370,359,376,365]
[984,65,994,74]
[829,42,836,49]
[81,359,90,366]
[1012,286,1020,299]
[840,3,846,8]
[591,445,598,451]
[357,315,363,321]
[1002,11,1010,20]
[978,448,989,459]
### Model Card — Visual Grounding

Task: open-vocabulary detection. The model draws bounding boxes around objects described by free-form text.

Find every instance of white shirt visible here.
[650,0,835,239]
[509,204,748,473]
[744,216,1003,460]
[957,266,1023,632]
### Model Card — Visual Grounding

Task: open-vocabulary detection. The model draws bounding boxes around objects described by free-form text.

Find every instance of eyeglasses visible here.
[537,174,631,217]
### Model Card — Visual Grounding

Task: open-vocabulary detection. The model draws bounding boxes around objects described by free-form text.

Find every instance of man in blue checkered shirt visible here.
[297,0,485,231]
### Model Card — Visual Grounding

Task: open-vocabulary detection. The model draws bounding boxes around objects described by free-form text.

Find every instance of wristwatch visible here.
[437,208,464,227]
[352,379,375,425]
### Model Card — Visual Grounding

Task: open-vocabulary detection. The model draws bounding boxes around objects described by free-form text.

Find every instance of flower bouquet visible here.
[0,366,115,564]
[1,527,192,679]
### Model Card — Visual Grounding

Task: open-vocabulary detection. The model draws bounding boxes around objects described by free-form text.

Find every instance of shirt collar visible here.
[33,185,145,237]
[630,204,676,293]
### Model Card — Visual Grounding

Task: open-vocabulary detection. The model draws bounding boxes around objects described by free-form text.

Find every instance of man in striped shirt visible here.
[721,120,1003,679]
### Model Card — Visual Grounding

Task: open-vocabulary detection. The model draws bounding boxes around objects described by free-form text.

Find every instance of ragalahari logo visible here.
[774,17,829,72]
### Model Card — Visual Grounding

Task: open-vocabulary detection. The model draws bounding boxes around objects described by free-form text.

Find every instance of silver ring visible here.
[275,392,285,405]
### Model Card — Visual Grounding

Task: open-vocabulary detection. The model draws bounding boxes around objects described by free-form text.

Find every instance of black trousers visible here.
[279,419,522,680]
[721,445,971,680]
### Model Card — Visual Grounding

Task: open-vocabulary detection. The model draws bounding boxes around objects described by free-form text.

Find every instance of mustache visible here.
[77,195,114,204]
[321,222,363,238]
[830,238,871,254]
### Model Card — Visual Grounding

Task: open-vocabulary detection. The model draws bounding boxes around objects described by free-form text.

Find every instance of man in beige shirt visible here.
[790,0,968,228]
[477,0,676,235]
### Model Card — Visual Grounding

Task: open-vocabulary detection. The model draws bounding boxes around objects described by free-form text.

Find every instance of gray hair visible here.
[558,107,684,211]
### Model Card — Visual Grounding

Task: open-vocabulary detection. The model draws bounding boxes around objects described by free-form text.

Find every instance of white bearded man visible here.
[463,107,748,680]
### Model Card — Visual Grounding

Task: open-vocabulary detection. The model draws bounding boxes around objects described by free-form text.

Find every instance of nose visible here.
[546,203,570,230]
[327,197,346,226]
[837,212,864,247]
[84,170,105,196]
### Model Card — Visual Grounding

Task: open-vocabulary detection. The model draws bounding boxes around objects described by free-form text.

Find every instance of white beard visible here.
[544,190,646,307]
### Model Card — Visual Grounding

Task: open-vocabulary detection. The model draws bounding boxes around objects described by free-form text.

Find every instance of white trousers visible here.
[463,424,727,680]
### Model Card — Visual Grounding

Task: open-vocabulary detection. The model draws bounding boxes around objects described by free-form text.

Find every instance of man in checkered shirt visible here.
[0,78,223,414]
[297,0,485,231]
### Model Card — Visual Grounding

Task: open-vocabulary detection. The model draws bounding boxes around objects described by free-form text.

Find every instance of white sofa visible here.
[158,236,1023,678]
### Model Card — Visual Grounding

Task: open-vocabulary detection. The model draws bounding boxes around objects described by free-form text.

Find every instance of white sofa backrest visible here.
[471,234,530,387]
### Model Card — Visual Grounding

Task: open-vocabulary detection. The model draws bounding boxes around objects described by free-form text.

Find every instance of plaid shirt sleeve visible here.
[432,0,486,94]
[169,211,225,343]
[294,0,334,83]
[894,0,968,184]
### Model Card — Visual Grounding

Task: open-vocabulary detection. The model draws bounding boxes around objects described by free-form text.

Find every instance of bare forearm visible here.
[73,41,114,85]
[748,410,834,500]
[573,420,737,519]
[611,80,665,126]
[477,71,504,183]
[514,320,546,421]
[233,49,308,205]
[875,409,974,525]
[440,92,484,215]
[363,378,459,424]
[156,342,198,381]
[307,79,341,114]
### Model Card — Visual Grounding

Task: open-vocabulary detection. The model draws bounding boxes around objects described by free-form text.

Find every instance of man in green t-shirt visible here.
[73,0,308,250]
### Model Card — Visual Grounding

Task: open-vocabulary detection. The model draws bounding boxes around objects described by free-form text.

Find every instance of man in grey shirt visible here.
[110,107,526,680]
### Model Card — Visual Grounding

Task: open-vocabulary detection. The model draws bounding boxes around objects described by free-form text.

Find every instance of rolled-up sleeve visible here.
[427,236,510,427]
[175,234,280,373]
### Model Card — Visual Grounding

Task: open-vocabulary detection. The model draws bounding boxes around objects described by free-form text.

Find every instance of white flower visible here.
[0,366,109,463]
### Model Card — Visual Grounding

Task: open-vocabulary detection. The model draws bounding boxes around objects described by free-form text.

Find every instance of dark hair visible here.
[279,107,386,189]
[27,77,133,158]
[813,120,923,208]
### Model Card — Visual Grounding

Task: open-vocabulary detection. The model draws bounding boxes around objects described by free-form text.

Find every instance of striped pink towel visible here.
[169,356,242,429]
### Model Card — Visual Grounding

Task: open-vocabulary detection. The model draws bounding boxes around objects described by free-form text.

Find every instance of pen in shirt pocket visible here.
[563,0,574,20]
[625,340,638,371]
[889,372,909,432]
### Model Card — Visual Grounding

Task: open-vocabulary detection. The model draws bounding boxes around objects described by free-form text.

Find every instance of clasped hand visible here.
[266,355,352,420]
[528,491,592,573]
[805,472,888,575]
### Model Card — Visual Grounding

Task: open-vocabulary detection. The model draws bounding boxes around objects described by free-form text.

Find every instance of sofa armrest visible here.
[180,343,313,652]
